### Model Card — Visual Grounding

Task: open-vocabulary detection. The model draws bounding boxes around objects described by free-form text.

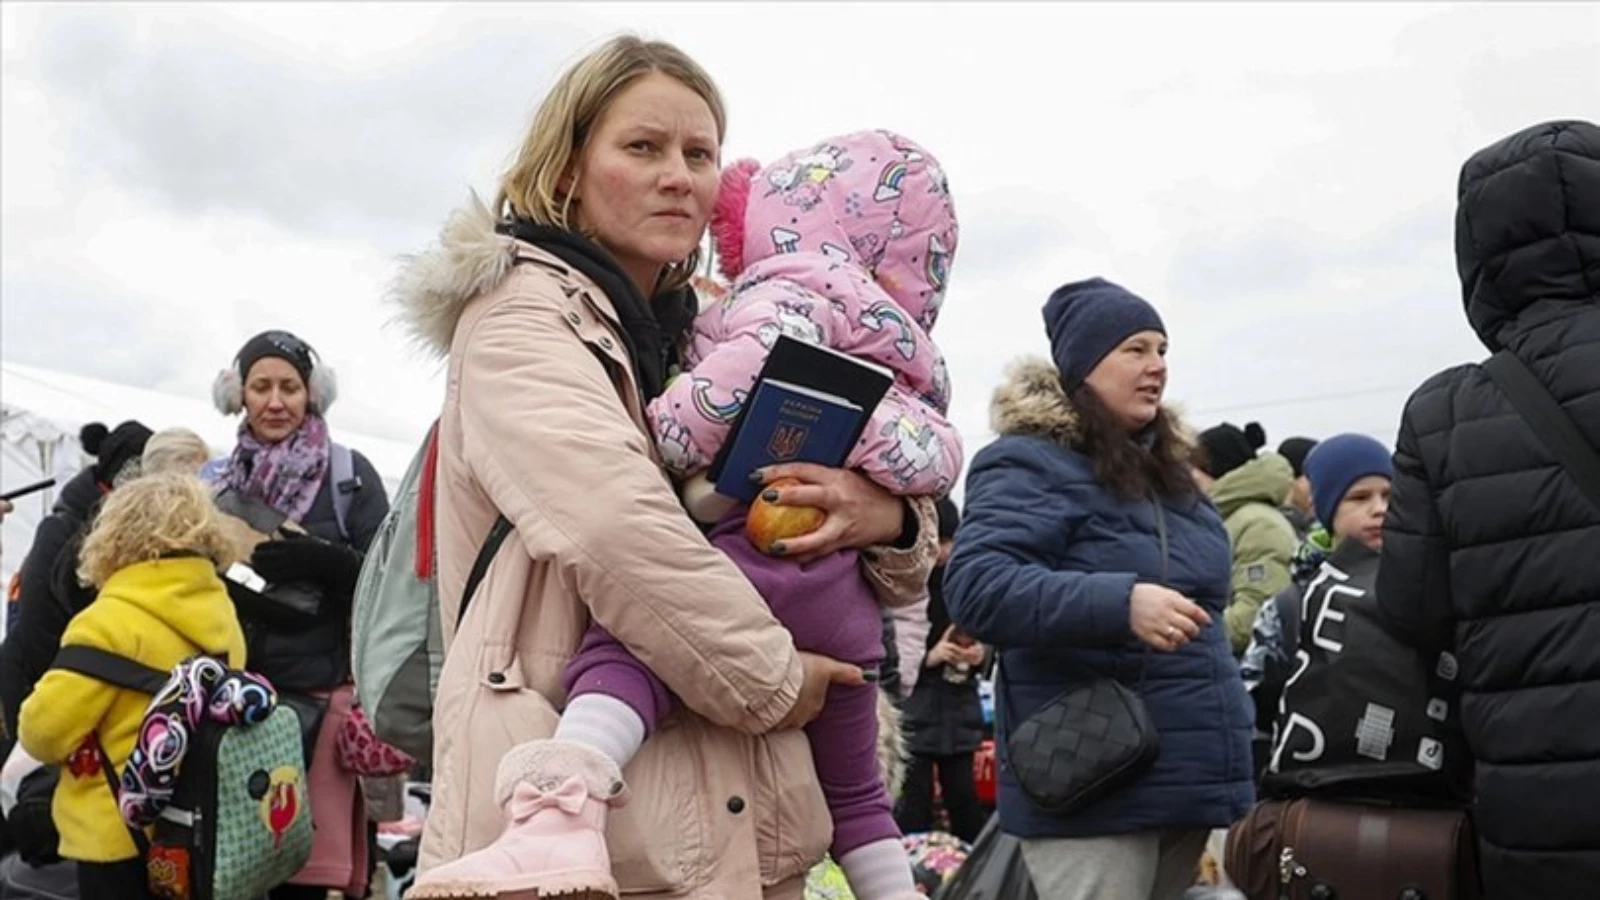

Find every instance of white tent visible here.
[1,360,416,592]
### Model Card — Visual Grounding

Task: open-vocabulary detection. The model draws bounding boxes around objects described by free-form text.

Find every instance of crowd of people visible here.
[1,329,390,899]
[0,32,1595,900]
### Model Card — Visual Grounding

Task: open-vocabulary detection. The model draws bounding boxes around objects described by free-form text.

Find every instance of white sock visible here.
[837,838,917,900]
[554,693,647,769]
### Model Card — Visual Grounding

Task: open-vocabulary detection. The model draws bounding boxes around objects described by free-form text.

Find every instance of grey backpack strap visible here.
[330,443,356,541]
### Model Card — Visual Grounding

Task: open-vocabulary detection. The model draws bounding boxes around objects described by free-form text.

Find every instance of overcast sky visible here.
[3,1,1597,487]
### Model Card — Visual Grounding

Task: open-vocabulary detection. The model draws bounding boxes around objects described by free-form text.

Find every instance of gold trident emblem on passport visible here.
[767,424,808,461]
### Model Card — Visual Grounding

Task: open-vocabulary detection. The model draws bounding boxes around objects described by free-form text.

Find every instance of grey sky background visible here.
[3,1,1597,488]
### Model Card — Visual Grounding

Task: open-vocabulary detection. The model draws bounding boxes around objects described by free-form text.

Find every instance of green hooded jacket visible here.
[1211,452,1297,654]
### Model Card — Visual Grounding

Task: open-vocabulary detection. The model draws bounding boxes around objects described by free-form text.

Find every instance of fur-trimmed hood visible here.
[989,356,1083,446]
[389,192,523,357]
[989,356,1195,451]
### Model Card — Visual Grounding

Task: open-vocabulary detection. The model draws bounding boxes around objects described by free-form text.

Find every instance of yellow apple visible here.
[745,477,825,554]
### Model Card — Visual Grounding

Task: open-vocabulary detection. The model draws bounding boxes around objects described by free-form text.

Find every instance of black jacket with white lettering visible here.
[1265,539,1471,806]
[1376,121,1600,898]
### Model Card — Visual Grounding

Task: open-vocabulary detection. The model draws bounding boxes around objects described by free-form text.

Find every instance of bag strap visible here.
[416,422,442,580]
[1154,502,1171,584]
[412,420,515,627]
[330,442,356,542]
[992,497,1172,740]
[459,516,514,625]
[52,646,169,695]
[90,739,151,859]
[1483,351,1600,513]
[52,646,163,858]
[1135,503,1172,686]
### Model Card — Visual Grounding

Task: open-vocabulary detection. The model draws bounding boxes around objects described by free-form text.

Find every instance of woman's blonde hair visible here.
[78,472,239,587]
[496,35,726,294]
[142,428,212,476]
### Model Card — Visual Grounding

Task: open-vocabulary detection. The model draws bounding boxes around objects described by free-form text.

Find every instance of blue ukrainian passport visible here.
[709,335,893,503]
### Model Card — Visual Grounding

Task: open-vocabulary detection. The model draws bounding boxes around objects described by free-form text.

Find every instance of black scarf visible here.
[497,219,697,401]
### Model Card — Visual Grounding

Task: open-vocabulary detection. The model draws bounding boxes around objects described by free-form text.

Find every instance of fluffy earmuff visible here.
[308,364,338,414]
[212,356,338,416]
[213,368,243,416]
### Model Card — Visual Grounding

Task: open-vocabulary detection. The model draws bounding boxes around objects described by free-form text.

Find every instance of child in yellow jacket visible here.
[20,472,246,900]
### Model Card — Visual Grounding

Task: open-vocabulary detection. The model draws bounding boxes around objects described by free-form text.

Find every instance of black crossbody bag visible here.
[994,504,1168,814]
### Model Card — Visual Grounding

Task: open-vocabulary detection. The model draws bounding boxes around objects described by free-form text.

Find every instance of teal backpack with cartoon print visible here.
[52,646,312,900]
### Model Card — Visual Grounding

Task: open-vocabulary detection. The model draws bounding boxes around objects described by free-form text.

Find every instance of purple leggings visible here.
[562,508,897,858]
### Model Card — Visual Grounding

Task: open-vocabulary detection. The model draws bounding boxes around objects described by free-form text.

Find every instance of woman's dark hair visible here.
[1069,383,1198,501]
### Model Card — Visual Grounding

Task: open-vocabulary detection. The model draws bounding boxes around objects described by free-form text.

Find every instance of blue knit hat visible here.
[1042,278,1167,388]
[1304,434,1394,527]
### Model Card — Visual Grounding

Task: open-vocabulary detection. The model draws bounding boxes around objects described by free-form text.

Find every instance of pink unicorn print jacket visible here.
[649,129,963,498]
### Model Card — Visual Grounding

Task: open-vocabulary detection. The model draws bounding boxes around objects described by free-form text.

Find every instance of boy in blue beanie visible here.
[1302,434,1393,553]
[1239,434,1393,774]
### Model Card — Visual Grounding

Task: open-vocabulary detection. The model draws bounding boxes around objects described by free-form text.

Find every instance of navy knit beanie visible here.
[1304,434,1393,528]
[1042,278,1166,389]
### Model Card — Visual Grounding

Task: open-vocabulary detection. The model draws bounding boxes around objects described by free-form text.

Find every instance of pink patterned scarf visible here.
[218,414,331,525]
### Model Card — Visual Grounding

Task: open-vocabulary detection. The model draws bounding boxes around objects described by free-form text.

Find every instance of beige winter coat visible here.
[392,196,938,896]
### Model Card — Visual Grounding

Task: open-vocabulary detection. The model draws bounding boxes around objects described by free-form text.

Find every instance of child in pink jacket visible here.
[562,130,963,900]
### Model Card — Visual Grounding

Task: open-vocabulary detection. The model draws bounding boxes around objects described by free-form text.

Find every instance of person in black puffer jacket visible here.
[0,419,150,867]
[1376,119,1600,899]
[0,420,150,741]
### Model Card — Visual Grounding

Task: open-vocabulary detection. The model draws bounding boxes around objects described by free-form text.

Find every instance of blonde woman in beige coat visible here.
[391,36,939,900]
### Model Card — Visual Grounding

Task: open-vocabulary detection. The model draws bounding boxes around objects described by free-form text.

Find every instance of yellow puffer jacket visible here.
[19,556,245,862]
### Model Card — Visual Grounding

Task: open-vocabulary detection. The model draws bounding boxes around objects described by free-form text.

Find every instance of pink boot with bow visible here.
[408,739,627,900]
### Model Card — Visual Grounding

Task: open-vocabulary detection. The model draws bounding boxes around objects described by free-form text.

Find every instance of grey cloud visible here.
[951,189,1103,282]
[1166,200,1453,311]
[1,275,190,389]
[2,273,436,444]
[1393,5,1600,136]
[1257,5,1598,163]
[1158,197,1482,442]
[27,7,580,247]
[1169,278,1484,442]
[1168,217,1324,302]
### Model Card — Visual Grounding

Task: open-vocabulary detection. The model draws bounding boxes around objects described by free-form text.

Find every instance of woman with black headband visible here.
[210,329,390,900]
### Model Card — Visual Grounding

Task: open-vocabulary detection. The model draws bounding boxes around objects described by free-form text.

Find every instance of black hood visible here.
[1455,120,1600,351]
[50,467,103,520]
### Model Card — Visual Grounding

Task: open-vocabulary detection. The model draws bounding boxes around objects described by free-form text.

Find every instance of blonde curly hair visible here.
[77,472,239,588]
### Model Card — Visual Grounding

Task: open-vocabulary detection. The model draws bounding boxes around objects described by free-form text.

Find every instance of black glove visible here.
[250,534,364,597]
[10,765,62,866]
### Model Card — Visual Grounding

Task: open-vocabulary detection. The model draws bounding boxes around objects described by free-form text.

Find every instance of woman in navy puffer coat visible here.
[944,279,1253,900]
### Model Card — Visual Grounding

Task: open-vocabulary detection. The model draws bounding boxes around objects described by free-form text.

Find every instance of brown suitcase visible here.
[1225,798,1482,900]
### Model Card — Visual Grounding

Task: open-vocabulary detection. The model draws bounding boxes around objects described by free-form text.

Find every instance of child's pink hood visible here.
[652,130,964,496]
[714,129,958,333]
